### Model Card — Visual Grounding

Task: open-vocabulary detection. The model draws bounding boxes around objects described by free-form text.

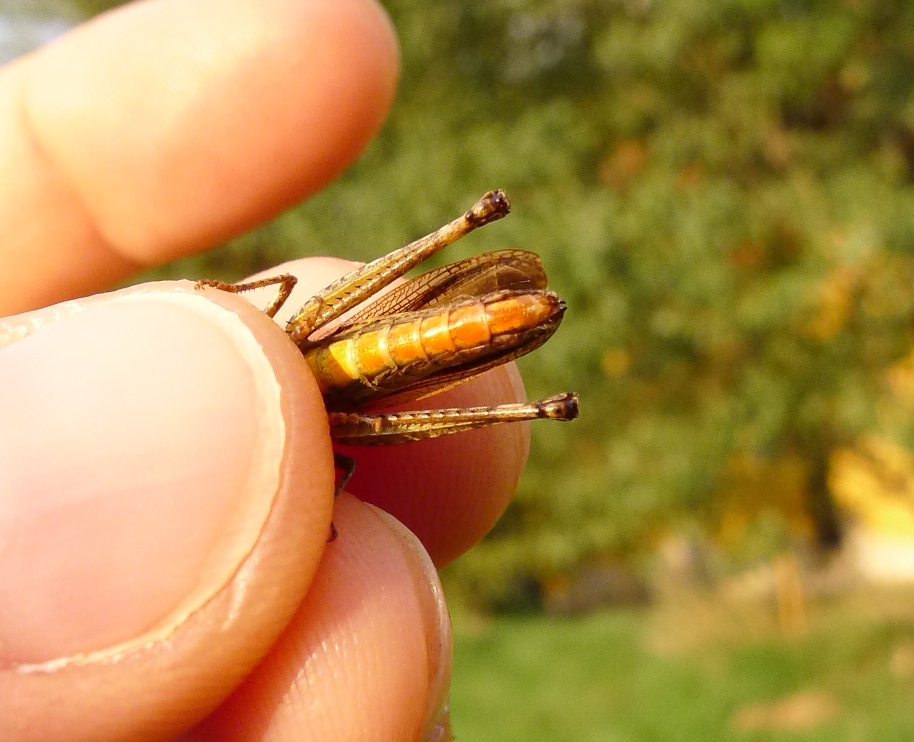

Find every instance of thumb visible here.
[0,282,334,740]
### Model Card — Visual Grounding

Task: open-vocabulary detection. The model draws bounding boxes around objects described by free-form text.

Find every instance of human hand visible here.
[0,1,530,740]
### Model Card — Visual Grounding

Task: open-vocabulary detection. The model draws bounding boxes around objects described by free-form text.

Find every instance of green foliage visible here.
[67,1,914,595]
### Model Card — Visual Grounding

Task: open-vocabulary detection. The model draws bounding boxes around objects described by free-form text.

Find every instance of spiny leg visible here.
[328,392,579,445]
[286,190,512,347]
[196,274,299,318]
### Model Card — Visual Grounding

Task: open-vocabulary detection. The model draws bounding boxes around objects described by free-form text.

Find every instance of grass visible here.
[449,590,914,741]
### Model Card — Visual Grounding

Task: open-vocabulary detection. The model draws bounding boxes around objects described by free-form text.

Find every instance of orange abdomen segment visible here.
[304,290,564,409]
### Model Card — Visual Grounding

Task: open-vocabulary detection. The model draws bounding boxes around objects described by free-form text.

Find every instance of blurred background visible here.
[9,0,914,738]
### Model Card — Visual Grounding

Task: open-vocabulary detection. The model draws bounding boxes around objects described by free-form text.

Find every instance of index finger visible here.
[0,0,399,314]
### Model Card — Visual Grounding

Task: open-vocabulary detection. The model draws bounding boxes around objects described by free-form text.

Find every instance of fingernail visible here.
[0,288,285,667]
[368,506,453,739]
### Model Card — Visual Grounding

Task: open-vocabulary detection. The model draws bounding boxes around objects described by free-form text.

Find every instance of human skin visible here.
[0,1,529,740]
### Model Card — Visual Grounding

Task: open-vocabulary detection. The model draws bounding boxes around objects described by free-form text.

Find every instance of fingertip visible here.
[0,282,335,739]
[194,494,450,741]
[24,0,400,257]
[0,0,400,312]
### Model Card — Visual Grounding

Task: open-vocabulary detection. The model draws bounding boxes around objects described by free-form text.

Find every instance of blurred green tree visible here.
[58,0,914,606]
